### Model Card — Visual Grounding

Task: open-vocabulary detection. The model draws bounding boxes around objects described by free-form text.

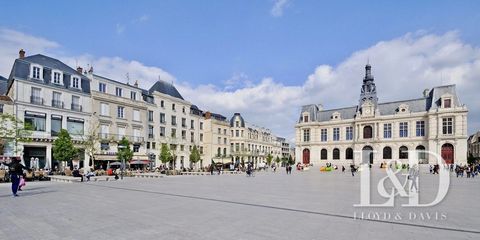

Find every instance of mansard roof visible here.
[0,76,7,95]
[301,85,462,123]
[148,80,184,100]
[230,113,246,127]
[7,54,91,95]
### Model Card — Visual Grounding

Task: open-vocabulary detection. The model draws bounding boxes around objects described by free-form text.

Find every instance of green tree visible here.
[52,129,78,168]
[159,143,172,165]
[189,145,201,169]
[81,116,100,169]
[266,154,273,166]
[288,155,295,165]
[275,156,281,165]
[0,113,31,155]
[117,137,133,166]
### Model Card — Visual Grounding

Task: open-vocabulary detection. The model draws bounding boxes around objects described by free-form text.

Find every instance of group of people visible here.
[453,164,480,178]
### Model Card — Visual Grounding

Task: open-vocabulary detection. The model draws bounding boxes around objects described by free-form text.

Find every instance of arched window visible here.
[416,145,426,161]
[345,148,353,160]
[399,146,408,159]
[321,149,327,160]
[217,147,221,156]
[333,148,340,160]
[363,126,373,139]
[383,146,392,159]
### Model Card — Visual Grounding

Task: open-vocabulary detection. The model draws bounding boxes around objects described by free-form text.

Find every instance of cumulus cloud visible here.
[270,0,290,17]
[0,28,479,144]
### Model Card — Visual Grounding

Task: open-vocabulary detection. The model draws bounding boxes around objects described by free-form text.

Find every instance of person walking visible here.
[350,164,356,177]
[342,165,345,173]
[4,158,28,197]
[408,164,420,192]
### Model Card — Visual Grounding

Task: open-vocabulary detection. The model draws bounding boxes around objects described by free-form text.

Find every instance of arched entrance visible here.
[302,148,310,164]
[362,146,374,164]
[441,143,454,164]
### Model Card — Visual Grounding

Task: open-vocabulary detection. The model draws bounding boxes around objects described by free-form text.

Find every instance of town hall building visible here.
[295,64,468,166]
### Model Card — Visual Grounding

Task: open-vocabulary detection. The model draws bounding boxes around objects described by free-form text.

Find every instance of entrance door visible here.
[302,149,310,164]
[362,146,374,164]
[441,144,454,164]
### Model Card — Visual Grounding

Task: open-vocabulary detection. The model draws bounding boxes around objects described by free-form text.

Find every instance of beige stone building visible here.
[200,111,231,166]
[468,131,480,159]
[295,64,468,166]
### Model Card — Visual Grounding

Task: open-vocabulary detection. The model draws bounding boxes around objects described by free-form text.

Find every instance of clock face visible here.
[365,109,370,114]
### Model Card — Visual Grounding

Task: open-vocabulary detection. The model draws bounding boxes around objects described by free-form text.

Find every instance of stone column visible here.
[46,145,52,170]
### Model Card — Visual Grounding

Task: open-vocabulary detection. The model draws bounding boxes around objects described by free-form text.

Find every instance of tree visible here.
[117,137,133,166]
[189,145,201,169]
[266,154,273,166]
[275,156,281,165]
[159,143,172,166]
[81,116,100,169]
[52,129,78,168]
[0,113,31,155]
[288,155,295,165]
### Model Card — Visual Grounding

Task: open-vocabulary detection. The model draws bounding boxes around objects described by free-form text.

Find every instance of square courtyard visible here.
[1,168,479,240]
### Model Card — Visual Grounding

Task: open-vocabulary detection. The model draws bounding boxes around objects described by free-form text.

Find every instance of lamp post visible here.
[118,145,126,180]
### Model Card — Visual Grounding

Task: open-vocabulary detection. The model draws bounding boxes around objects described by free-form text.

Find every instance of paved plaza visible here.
[1,168,479,240]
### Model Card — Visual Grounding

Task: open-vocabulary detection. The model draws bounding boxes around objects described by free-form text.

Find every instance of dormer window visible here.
[444,99,451,108]
[116,87,122,97]
[331,112,341,120]
[397,104,409,114]
[52,71,63,85]
[71,76,81,89]
[304,116,308,122]
[32,66,42,79]
[130,91,136,100]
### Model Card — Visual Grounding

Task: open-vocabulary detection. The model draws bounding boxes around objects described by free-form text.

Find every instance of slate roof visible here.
[301,85,461,123]
[7,54,91,95]
[0,75,7,95]
[230,113,246,127]
[148,80,184,100]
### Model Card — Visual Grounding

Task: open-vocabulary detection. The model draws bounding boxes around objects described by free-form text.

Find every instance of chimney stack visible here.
[76,66,83,74]
[134,80,139,87]
[19,49,25,59]
[205,111,211,119]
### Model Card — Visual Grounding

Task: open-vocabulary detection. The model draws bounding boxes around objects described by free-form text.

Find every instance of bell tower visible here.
[359,64,378,107]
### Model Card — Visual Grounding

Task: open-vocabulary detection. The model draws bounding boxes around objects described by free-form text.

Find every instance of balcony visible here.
[71,104,82,112]
[52,100,64,109]
[98,133,144,143]
[30,96,44,105]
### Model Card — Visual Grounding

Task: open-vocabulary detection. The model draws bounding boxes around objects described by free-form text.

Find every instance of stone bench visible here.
[89,176,115,181]
[49,175,82,183]
[132,173,164,179]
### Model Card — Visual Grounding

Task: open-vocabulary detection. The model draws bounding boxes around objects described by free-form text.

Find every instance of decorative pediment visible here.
[396,104,410,114]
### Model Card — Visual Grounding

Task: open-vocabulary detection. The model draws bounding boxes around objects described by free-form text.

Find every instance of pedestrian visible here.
[350,164,356,177]
[210,165,214,175]
[4,158,28,197]
[407,164,420,192]
[342,165,345,173]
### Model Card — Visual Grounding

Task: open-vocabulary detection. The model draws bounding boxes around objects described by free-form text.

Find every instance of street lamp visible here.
[118,145,126,180]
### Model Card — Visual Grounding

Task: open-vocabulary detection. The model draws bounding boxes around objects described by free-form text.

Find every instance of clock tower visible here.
[359,64,378,116]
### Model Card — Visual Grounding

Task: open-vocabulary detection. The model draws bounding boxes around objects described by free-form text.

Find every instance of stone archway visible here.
[362,146,374,164]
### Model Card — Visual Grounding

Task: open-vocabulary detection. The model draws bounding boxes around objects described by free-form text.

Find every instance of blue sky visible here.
[1,1,480,141]
[2,0,479,87]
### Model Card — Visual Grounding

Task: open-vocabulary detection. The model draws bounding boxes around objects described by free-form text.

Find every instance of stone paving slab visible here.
[0,168,479,240]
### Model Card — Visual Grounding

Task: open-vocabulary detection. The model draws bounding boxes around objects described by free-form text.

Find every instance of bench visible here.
[132,173,164,179]
[89,176,115,181]
[49,175,82,183]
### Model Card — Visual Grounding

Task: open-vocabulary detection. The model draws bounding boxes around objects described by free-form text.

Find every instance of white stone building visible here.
[468,131,480,159]
[295,64,468,166]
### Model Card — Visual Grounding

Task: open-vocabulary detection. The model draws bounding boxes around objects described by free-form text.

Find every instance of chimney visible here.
[19,49,25,59]
[205,111,211,119]
[317,104,323,111]
[423,89,430,98]
[76,66,83,74]
[88,66,93,74]
[134,80,139,87]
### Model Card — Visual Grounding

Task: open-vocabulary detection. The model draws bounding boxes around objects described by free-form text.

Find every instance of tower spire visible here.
[359,64,378,108]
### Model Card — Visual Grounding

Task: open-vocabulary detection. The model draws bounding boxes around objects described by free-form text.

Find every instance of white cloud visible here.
[0,28,479,144]
[270,0,290,17]
[116,24,126,34]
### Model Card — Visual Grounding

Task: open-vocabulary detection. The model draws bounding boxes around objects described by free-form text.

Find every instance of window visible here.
[100,125,109,138]
[218,128,221,134]
[99,82,106,93]
[304,116,308,122]
[101,143,110,151]
[67,118,84,135]
[148,126,154,139]
[321,149,327,160]
[182,118,186,127]
[444,99,451,108]
[303,129,310,142]
[182,130,186,139]
[224,138,227,144]
[100,103,109,116]
[116,87,122,97]
[160,100,164,107]
[171,128,176,138]
[321,129,327,142]
[217,137,221,144]
[190,120,194,129]
[52,71,62,84]
[71,77,81,89]
[333,128,340,141]
[383,147,392,159]
[146,142,151,149]
[160,127,165,137]
[118,127,126,140]
[200,122,203,130]
[363,126,373,139]
[236,121,239,127]
[133,144,140,153]
[381,123,391,139]
[32,66,41,79]
[346,127,353,140]
[133,110,140,121]
[200,133,203,142]
[30,87,42,105]
[399,122,408,138]
[346,148,353,160]
[172,103,176,111]
[236,130,239,137]
[171,116,177,125]
[442,118,454,135]
[152,142,156,149]
[160,113,166,123]
[190,132,194,143]
[71,96,81,111]
[399,146,408,159]
[182,107,185,113]
[51,115,62,136]
[130,91,136,100]
[117,106,125,118]
[52,92,62,108]
[133,129,141,142]
[148,111,154,122]
[416,121,425,137]
[24,112,46,131]
[333,148,340,160]
[224,129,227,135]
[416,145,426,161]
[0,104,3,113]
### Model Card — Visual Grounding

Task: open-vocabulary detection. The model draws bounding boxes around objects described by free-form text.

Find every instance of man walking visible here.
[408,164,420,192]
[2,158,28,197]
